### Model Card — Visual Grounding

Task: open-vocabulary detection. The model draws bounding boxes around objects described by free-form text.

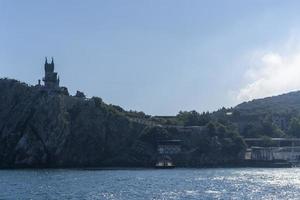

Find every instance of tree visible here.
[139,126,170,147]
[207,122,216,137]
[176,110,211,126]
[288,117,300,137]
[241,123,260,138]
[261,120,285,137]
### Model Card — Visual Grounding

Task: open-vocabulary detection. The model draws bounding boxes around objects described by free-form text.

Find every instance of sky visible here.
[2,1,300,115]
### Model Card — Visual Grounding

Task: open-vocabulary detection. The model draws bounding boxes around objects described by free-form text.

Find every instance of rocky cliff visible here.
[0,78,246,168]
[0,79,148,168]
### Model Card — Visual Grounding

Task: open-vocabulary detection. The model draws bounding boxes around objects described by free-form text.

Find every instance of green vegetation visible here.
[287,117,300,137]
[176,111,211,126]
[2,78,300,168]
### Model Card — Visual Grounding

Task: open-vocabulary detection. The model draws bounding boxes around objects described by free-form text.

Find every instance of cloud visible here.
[237,48,300,102]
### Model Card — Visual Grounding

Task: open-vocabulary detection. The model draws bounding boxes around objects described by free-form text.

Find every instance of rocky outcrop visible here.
[0,79,145,168]
[0,78,246,168]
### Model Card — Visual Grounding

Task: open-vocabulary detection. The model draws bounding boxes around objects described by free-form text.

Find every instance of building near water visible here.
[156,140,182,168]
[244,138,300,163]
[247,147,300,162]
[157,140,182,155]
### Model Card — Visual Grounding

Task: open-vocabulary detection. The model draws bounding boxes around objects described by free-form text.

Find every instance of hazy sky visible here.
[2,1,300,115]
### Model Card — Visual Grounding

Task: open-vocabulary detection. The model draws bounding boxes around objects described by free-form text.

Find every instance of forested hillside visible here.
[0,79,245,168]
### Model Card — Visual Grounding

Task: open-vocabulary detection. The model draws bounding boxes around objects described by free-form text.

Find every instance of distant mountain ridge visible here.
[226,90,300,138]
[235,90,300,114]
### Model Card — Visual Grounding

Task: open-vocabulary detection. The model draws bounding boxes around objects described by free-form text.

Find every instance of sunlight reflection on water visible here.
[1,168,300,199]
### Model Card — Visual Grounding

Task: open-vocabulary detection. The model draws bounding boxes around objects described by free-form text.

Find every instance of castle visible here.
[36,57,66,94]
[37,58,81,96]
[41,57,60,89]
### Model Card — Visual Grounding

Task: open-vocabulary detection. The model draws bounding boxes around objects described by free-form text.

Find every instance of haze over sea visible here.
[1,168,300,200]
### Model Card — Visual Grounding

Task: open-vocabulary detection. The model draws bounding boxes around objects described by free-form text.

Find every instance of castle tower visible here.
[43,57,59,89]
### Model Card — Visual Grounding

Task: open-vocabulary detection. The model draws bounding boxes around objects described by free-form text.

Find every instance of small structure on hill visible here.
[43,57,60,89]
[36,57,68,95]
[75,90,86,98]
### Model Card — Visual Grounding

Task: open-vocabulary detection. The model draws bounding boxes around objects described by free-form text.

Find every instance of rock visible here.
[0,78,246,168]
[0,79,145,168]
[75,91,85,98]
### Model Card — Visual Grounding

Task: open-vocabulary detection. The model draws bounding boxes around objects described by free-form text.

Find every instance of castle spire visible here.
[43,57,59,89]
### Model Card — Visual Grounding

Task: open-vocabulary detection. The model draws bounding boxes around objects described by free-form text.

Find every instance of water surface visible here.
[1,168,300,199]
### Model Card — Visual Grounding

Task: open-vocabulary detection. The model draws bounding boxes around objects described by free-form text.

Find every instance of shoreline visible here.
[0,164,294,170]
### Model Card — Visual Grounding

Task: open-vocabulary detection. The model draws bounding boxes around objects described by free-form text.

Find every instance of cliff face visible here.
[0,79,246,168]
[0,79,145,168]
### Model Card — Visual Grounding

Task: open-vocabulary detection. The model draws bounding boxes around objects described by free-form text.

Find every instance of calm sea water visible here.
[1,168,300,200]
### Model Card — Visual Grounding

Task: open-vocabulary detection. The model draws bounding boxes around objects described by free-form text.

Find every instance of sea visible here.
[1,168,300,200]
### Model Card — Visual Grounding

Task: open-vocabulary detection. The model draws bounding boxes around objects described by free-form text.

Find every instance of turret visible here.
[44,56,54,73]
[42,57,59,89]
